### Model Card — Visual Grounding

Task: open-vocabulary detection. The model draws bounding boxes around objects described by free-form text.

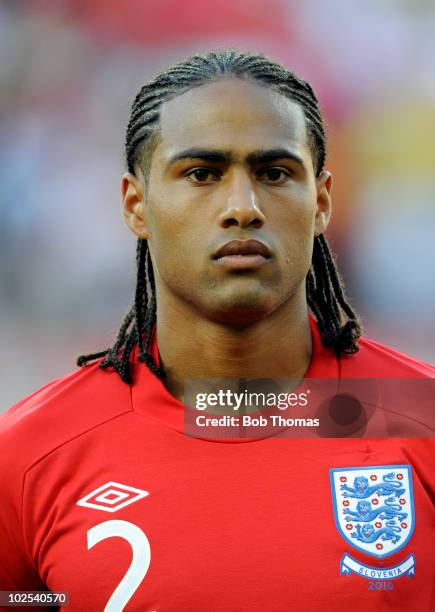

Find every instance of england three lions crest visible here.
[330,465,415,559]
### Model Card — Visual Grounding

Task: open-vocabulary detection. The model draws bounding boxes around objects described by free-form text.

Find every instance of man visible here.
[0,49,433,611]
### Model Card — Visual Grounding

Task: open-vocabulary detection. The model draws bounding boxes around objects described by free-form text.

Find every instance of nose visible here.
[218,170,265,229]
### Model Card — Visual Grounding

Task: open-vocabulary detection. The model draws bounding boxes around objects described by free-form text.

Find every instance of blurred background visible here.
[1,0,434,409]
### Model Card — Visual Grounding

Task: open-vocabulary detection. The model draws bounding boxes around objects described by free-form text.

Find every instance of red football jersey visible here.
[0,318,434,611]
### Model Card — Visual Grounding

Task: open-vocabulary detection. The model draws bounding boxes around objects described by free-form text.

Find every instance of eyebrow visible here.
[166,147,305,169]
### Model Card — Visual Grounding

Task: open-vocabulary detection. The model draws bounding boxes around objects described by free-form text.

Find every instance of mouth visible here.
[212,239,272,270]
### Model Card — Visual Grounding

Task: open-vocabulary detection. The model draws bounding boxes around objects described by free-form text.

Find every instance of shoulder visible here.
[340,334,435,378]
[0,361,132,475]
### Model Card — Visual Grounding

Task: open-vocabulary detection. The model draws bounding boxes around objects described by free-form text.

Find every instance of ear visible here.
[314,170,332,236]
[121,171,150,239]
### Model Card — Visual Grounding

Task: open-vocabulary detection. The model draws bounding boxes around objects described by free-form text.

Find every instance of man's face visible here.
[124,77,331,326]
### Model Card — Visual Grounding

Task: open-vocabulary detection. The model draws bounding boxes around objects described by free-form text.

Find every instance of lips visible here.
[211,239,272,270]
[213,239,272,260]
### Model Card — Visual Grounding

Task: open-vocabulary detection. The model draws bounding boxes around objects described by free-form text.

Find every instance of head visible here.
[354,476,369,493]
[356,501,371,516]
[361,524,374,539]
[78,49,362,383]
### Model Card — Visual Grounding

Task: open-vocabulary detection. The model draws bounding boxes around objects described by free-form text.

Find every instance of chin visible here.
[201,294,277,327]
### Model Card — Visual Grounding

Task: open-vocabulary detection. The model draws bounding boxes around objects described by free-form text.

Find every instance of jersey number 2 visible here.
[87,520,151,611]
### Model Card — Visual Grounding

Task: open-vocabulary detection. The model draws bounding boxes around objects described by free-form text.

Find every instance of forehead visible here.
[155,77,309,162]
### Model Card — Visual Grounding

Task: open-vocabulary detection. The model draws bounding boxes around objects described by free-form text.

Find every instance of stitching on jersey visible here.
[20,408,133,573]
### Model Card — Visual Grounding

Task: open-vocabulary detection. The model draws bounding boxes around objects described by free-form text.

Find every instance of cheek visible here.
[274,179,317,220]
[275,192,317,261]
[146,179,218,271]
[147,207,201,280]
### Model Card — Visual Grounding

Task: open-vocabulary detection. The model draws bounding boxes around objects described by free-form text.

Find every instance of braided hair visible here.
[77,48,362,383]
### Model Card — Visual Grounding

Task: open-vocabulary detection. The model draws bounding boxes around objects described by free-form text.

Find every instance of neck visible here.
[155,288,312,402]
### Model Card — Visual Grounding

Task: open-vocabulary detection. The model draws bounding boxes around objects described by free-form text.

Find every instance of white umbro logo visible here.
[77,481,149,513]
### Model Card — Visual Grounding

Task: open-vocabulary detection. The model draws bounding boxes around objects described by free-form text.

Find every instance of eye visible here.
[185,168,220,183]
[257,167,292,183]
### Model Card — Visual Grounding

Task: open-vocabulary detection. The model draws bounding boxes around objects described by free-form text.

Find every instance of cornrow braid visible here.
[77,48,362,383]
[307,235,361,355]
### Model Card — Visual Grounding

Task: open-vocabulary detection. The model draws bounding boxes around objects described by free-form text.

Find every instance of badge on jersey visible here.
[330,465,415,579]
